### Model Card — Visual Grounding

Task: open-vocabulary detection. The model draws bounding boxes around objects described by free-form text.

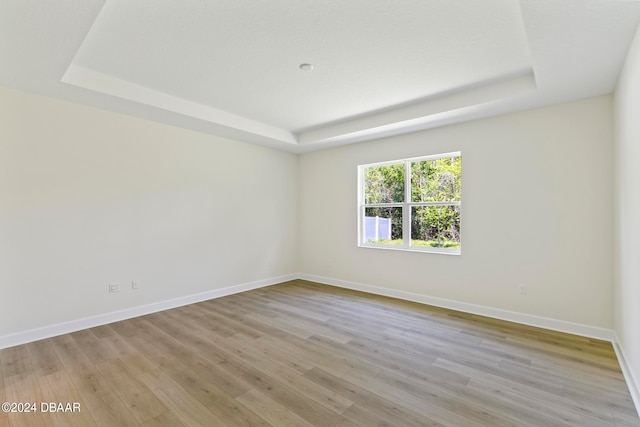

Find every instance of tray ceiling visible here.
[2,0,640,152]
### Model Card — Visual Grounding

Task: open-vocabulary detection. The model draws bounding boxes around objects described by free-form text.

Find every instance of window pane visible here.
[364,207,402,245]
[364,163,405,204]
[411,156,461,202]
[411,206,460,249]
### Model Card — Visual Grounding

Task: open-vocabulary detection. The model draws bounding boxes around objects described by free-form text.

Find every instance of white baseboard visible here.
[0,273,297,350]
[613,335,640,418]
[1,272,614,349]
[297,273,616,342]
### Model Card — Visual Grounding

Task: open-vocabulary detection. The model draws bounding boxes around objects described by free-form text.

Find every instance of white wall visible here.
[614,24,640,401]
[299,96,614,328]
[0,84,619,344]
[0,86,297,337]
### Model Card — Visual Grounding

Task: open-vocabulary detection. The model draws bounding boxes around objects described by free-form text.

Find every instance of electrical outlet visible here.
[109,282,120,293]
[518,284,528,295]
[132,280,140,290]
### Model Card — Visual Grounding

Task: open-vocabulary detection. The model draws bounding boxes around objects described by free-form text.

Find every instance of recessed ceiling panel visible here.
[67,0,532,132]
[6,0,639,152]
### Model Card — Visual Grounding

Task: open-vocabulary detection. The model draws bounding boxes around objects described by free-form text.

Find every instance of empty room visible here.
[1,0,640,426]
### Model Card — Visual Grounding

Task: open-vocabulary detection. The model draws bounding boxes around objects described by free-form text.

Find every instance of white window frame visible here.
[357,151,461,255]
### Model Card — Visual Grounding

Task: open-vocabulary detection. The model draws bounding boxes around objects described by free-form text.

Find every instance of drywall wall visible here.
[299,96,614,328]
[0,86,297,337]
[614,24,640,403]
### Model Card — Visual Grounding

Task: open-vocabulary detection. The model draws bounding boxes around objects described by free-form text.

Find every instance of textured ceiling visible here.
[2,0,640,152]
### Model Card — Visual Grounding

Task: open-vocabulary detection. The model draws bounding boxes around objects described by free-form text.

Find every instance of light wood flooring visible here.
[0,279,638,426]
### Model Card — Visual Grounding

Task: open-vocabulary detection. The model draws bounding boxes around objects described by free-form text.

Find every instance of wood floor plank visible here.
[223,332,315,375]
[531,355,627,384]
[224,334,354,415]
[25,340,65,379]
[343,368,515,427]
[437,357,617,425]
[128,333,251,399]
[236,389,315,427]
[176,302,262,339]
[261,309,354,344]
[447,374,575,427]
[37,370,97,427]
[0,366,6,427]
[245,312,315,340]
[265,299,332,323]
[66,365,140,427]
[69,329,117,366]
[140,410,186,427]
[93,359,167,424]
[87,324,117,340]
[158,367,272,427]
[4,372,54,427]
[252,333,357,377]
[49,334,93,372]
[99,331,141,360]
[0,345,32,380]
[615,412,640,427]
[341,403,425,427]
[137,368,230,427]
[1,279,638,426]
[216,352,360,426]
[303,366,443,427]
[123,329,272,427]
[465,377,610,427]
[143,308,339,420]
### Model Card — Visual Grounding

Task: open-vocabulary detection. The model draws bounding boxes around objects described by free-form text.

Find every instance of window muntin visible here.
[359,152,461,254]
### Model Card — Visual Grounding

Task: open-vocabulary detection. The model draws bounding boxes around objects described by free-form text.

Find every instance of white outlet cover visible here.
[109,282,120,293]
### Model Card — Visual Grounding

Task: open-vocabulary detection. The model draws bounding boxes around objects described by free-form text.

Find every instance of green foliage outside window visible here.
[364,163,405,240]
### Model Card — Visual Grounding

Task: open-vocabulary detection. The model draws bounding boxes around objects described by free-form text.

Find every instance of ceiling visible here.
[2,0,640,153]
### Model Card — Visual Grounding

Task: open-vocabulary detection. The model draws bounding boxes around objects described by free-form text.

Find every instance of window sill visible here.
[358,243,461,256]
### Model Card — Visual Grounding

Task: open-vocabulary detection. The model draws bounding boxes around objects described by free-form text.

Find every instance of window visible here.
[358,152,461,254]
